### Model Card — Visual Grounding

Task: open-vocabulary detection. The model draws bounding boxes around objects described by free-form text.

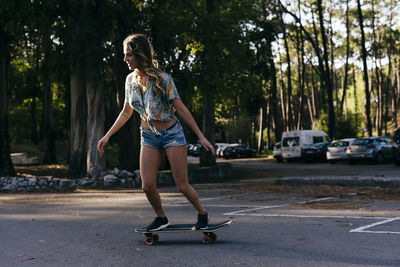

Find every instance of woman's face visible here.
[123,45,137,70]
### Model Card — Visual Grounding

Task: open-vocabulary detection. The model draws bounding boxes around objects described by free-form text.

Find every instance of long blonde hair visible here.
[123,34,165,96]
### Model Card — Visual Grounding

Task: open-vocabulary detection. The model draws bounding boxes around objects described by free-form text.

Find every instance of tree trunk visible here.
[295,5,305,130]
[68,58,87,179]
[356,0,372,136]
[199,0,216,167]
[352,68,359,131]
[317,0,335,139]
[42,72,57,164]
[340,0,350,113]
[200,93,216,166]
[0,30,16,177]
[86,65,106,177]
[277,48,287,130]
[114,33,141,171]
[267,44,283,142]
[257,105,265,153]
[42,29,57,164]
[262,2,283,141]
[281,13,293,130]
[371,0,382,136]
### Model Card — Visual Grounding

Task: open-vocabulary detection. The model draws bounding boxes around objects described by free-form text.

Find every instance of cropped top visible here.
[124,71,180,134]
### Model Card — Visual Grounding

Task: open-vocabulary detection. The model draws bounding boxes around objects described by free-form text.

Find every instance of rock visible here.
[104,174,120,187]
[113,167,120,175]
[59,179,72,189]
[119,170,134,178]
[28,178,38,186]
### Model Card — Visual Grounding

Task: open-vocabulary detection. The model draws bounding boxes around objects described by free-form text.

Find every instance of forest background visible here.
[1,0,399,179]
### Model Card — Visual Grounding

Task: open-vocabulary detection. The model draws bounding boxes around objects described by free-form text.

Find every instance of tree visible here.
[32,0,58,164]
[0,29,15,176]
[356,0,372,136]
[61,1,109,178]
[111,0,143,171]
[0,0,31,176]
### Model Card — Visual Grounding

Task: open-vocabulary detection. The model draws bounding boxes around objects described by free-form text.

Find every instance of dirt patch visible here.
[15,164,68,179]
[290,199,368,210]
[231,183,400,201]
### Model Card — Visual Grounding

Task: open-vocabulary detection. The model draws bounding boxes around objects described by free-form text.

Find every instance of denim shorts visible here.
[140,120,187,150]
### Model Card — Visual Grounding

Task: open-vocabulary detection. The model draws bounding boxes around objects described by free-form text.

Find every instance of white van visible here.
[281,130,330,161]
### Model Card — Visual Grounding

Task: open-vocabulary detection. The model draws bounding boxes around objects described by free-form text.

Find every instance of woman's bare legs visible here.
[165,145,207,214]
[140,146,165,217]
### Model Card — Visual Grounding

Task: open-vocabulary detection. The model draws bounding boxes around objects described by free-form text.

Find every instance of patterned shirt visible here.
[124,71,180,133]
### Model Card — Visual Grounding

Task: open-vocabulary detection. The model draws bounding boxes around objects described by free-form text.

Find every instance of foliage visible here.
[335,112,361,139]
[2,0,400,173]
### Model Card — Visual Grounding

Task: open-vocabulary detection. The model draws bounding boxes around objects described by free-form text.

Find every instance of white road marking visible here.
[349,217,400,234]
[223,197,334,216]
[223,205,289,216]
[227,213,391,220]
[165,193,250,205]
[166,193,400,236]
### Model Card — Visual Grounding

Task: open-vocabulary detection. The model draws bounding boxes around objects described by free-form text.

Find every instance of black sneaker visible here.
[194,213,209,230]
[146,216,169,231]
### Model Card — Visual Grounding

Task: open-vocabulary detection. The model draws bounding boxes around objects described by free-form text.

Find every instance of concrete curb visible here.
[276,176,400,188]
[139,162,233,187]
[0,163,232,192]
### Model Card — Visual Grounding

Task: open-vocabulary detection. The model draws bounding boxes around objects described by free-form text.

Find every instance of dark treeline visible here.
[1,0,399,178]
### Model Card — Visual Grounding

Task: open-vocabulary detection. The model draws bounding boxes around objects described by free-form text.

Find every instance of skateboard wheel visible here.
[203,235,213,244]
[210,233,217,242]
[145,237,154,246]
[152,234,159,242]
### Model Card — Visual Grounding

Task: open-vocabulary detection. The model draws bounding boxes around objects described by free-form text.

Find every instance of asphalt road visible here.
[1,158,400,266]
[215,156,400,179]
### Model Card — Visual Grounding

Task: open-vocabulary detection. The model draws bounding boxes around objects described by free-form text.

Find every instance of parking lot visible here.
[2,159,400,266]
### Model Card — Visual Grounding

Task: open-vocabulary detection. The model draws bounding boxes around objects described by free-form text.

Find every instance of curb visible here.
[276,176,400,188]
[0,163,232,193]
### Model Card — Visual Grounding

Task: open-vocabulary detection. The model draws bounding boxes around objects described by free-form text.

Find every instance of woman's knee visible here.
[176,183,191,194]
[142,183,157,194]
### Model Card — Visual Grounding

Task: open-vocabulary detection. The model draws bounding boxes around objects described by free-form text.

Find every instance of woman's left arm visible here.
[172,98,215,155]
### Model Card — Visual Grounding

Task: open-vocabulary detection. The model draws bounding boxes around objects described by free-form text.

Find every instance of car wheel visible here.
[276,157,283,162]
[376,152,384,164]
[329,160,336,164]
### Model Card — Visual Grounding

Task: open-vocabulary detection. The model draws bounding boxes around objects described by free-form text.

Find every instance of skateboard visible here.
[135,220,232,245]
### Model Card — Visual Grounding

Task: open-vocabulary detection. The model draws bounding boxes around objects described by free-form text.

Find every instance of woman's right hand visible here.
[97,135,110,153]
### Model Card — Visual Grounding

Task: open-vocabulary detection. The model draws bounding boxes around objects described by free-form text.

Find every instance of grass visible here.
[15,164,69,179]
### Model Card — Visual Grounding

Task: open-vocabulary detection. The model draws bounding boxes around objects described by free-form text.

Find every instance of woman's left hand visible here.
[199,137,215,155]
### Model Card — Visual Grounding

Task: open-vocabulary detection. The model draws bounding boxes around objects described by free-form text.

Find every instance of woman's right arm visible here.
[97,104,133,153]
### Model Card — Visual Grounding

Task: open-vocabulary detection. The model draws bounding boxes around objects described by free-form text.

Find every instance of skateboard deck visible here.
[135,220,232,245]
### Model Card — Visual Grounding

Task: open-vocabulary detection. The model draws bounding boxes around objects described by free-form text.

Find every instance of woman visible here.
[97,34,215,231]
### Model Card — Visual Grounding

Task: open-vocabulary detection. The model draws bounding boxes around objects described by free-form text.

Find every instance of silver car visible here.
[346,137,393,164]
[327,138,355,163]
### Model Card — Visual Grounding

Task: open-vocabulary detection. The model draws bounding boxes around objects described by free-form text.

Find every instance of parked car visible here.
[393,128,400,165]
[346,137,393,164]
[326,138,355,163]
[223,144,256,159]
[302,142,331,162]
[273,142,283,162]
[188,144,201,157]
[215,143,229,158]
[281,130,330,161]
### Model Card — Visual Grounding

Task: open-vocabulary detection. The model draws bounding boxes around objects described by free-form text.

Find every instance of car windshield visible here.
[352,139,373,145]
[282,137,299,147]
[330,141,349,147]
